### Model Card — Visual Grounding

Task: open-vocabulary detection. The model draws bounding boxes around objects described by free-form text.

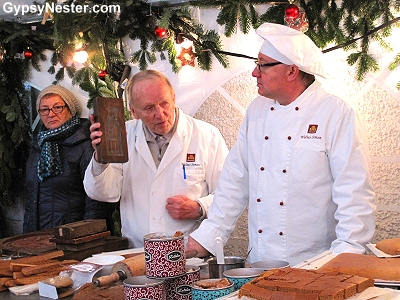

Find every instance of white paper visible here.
[69,262,103,290]
[293,250,337,269]
[366,243,400,258]
[8,283,39,295]
[39,282,58,299]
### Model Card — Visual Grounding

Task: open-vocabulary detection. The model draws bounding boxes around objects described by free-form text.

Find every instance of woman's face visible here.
[38,95,72,130]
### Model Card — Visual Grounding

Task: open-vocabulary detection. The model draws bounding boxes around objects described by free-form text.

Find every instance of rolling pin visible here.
[92,253,145,287]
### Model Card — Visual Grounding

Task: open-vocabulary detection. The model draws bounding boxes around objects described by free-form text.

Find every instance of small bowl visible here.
[83,254,125,277]
[207,256,245,279]
[249,260,289,270]
[223,267,264,290]
[191,278,234,300]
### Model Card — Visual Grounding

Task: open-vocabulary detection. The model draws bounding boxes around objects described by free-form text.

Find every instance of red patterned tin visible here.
[123,276,166,300]
[165,265,201,299]
[144,232,186,278]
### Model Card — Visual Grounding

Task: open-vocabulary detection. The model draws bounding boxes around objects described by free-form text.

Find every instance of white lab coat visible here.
[84,109,228,247]
[191,81,376,266]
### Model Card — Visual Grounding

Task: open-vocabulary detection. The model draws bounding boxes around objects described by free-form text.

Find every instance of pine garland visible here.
[0,20,52,204]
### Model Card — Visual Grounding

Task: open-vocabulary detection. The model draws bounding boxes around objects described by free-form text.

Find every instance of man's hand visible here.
[166,195,201,220]
[89,114,102,162]
[185,236,210,258]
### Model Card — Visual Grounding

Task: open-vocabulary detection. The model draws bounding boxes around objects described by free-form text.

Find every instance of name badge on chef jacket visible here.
[186,153,195,162]
[307,124,318,134]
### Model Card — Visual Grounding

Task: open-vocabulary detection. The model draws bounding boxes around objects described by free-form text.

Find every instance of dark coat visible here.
[23,118,114,233]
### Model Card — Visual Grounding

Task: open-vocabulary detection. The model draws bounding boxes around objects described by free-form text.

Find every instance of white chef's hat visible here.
[256,23,329,78]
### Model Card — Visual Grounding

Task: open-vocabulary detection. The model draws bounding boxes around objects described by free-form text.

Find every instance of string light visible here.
[0,48,5,62]
[73,48,88,63]
[73,36,88,64]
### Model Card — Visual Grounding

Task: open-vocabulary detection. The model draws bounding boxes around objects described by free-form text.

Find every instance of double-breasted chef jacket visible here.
[191,81,376,266]
[84,108,228,247]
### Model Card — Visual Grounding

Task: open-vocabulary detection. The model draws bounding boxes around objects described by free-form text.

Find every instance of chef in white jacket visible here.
[186,23,376,266]
[84,70,228,248]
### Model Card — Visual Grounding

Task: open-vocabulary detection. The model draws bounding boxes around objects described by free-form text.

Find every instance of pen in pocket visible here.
[182,164,186,179]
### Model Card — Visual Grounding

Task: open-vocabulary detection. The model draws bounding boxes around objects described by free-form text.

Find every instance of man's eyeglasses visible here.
[254,61,282,72]
[38,105,67,116]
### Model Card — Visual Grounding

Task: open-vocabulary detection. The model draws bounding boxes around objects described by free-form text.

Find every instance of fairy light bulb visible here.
[73,49,88,63]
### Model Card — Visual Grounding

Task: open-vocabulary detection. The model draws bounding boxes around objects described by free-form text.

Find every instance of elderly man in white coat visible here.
[83,70,228,248]
[186,23,376,266]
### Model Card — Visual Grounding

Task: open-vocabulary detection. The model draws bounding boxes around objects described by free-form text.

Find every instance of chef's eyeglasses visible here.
[254,61,282,72]
[38,105,67,116]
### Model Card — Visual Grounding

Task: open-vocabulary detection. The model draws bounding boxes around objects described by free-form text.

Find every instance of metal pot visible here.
[207,256,245,279]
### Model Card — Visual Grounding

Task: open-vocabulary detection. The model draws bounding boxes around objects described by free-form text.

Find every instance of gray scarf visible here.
[37,116,81,182]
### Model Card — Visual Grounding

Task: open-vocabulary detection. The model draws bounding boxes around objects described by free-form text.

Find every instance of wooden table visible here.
[0,290,73,300]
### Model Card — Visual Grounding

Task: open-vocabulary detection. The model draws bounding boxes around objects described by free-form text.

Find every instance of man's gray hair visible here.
[126,70,175,107]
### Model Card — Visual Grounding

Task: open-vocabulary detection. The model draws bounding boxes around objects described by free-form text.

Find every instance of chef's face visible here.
[38,95,72,130]
[252,53,287,100]
[129,77,176,135]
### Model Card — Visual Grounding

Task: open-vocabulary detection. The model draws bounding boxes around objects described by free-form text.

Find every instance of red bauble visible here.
[98,69,107,80]
[285,4,300,19]
[154,26,168,38]
[23,49,34,59]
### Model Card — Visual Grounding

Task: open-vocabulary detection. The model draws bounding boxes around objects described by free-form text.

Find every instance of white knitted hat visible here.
[256,23,329,78]
[36,85,81,116]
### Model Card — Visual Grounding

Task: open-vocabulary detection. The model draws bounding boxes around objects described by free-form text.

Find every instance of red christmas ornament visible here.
[98,69,107,80]
[285,4,300,19]
[23,48,34,59]
[154,26,168,38]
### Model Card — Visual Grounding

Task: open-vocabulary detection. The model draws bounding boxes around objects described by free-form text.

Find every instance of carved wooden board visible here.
[0,229,56,255]
[93,97,129,163]
[54,219,107,239]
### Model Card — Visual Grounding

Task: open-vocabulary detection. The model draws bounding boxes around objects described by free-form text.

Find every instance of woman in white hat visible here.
[23,85,115,233]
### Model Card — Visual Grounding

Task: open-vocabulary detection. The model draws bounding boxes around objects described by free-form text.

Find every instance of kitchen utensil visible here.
[207,256,245,279]
[249,259,289,270]
[244,247,253,261]
[93,270,126,287]
[92,253,145,287]
[215,237,224,265]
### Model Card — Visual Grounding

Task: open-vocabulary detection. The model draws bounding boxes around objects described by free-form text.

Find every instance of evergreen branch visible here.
[322,17,400,53]
[389,53,400,70]
[239,4,251,34]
